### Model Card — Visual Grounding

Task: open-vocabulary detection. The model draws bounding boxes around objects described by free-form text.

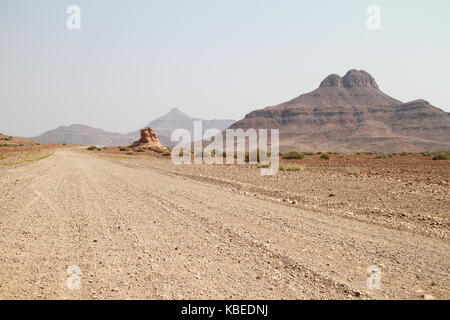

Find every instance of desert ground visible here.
[0,144,448,299]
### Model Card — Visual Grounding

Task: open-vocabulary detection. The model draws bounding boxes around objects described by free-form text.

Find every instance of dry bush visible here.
[281,151,304,160]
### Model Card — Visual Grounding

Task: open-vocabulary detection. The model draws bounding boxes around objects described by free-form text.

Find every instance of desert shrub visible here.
[320,153,330,160]
[346,167,361,176]
[135,148,145,152]
[126,152,133,155]
[375,154,388,159]
[286,164,304,171]
[162,151,171,156]
[87,146,97,151]
[119,147,128,152]
[281,151,304,160]
[258,163,271,168]
[432,151,450,160]
[279,164,286,171]
[303,151,314,155]
[149,147,164,153]
[316,151,322,155]
[400,152,408,156]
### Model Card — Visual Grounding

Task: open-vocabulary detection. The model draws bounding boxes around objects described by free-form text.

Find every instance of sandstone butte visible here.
[129,127,166,150]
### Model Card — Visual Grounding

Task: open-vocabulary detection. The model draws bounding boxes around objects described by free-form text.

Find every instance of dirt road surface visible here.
[0,149,448,299]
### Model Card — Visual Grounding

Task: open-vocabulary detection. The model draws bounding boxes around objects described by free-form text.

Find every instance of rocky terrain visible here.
[0,148,448,299]
[230,70,450,152]
[0,133,60,168]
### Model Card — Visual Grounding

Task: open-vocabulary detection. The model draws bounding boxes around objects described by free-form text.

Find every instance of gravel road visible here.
[0,149,448,299]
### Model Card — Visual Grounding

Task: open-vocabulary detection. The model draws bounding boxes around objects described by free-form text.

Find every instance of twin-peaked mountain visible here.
[230,70,450,152]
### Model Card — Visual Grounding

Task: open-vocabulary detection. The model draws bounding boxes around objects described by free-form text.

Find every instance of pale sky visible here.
[1,0,449,137]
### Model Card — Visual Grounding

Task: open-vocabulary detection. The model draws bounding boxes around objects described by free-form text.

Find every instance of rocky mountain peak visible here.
[319,74,343,88]
[342,69,379,89]
[319,70,379,90]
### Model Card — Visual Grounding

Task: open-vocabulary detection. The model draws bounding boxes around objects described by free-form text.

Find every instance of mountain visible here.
[144,108,235,146]
[32,124,138,146]
[32,109,235,147]
[229,69,450,152]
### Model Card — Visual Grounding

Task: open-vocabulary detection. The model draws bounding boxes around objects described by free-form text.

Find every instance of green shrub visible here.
[286,164,304,171]
[279,164,286,171]
[119,147,128,152]
[135,148,145,152]
[320,153,330,160]
[87,146,97,151]
[432,151,450,160]
[281,151,304,160]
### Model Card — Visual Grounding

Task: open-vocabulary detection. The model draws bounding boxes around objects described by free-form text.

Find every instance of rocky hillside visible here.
[230,70,450,152]
[32,124,138,146]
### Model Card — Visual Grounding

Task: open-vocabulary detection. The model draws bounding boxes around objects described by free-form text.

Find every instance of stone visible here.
[129,127,166,150]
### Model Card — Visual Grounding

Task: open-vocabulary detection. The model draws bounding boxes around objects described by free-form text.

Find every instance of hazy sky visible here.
[1,0,449,137]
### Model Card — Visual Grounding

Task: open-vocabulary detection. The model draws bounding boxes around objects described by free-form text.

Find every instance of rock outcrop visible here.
[129,127,166,149]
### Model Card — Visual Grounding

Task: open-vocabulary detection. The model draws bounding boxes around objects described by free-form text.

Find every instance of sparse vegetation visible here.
[400,152,408,156]
[320,153,330,160]
[162,151,171,156]
[286,164,304,171]
[281,151,304,160]
[432,151,450,160]
[87,146,97,151]
[135,148,145,152]
[119,147,129,152]
[149,147,165,153]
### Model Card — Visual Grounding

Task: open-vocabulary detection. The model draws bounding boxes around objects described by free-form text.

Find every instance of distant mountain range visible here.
[230,69,450,152]
[31,71,450,152]
[32,109,235,147]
